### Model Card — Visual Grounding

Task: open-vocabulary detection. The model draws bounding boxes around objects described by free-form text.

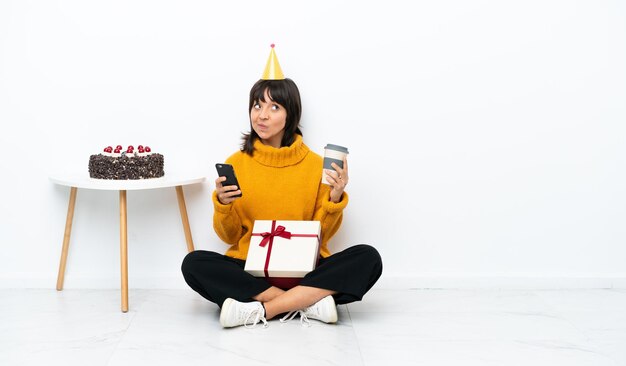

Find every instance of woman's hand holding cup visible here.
[327,156,349,203]
[322,144,349,203]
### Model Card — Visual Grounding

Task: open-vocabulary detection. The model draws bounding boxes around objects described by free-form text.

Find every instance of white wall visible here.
[1,0,625,290]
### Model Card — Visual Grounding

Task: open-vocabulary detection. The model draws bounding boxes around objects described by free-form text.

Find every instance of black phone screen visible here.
[215,163,242,197]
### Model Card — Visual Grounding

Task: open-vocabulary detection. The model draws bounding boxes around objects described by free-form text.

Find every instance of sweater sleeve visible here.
[212,184,244,246]
[313,183,349,251]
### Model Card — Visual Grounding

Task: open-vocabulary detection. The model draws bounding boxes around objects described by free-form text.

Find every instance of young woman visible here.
[181,46,382,328]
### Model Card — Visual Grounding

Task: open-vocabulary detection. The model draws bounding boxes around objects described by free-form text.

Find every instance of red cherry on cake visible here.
[114,147,121,153]
[138,146,145,153]
[104,146,113,153]
[126,147,134,153]
[116,145,123,150]
[138,145,144,150]
[145,146,151,153]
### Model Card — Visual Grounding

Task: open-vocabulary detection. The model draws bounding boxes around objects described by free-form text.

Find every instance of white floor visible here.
[2,288,626,366]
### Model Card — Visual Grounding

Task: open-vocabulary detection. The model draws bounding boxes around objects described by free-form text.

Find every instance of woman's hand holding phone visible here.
[215,176,242,205]
[215,163,242,205]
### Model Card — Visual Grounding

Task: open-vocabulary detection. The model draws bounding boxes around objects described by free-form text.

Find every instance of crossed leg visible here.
[254,285,337,319]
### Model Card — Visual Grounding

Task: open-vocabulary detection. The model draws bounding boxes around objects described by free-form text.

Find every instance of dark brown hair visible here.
[241,78,303,155]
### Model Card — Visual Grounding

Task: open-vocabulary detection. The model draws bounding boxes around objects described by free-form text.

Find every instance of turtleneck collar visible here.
[252,134,310,167]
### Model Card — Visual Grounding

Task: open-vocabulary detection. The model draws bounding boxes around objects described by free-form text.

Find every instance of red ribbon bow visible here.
[259,225,292,247]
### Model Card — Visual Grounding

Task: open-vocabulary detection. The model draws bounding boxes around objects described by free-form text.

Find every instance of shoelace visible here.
[279,310,311,327]
[243,306,269,329]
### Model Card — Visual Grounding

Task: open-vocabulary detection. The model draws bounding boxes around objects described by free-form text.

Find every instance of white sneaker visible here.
[220,298,268,328]
[303,295,338,323]
[280,295,338,326]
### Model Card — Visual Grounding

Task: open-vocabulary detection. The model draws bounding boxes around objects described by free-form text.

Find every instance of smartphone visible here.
[215,163,242,197]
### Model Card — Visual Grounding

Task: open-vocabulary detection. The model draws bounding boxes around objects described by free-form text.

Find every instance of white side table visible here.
[49,173,206,312]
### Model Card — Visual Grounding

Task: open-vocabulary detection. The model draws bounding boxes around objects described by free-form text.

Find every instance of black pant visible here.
[181,244,383,307]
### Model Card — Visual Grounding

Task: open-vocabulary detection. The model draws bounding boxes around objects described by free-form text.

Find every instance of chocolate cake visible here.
[88,145,164,180]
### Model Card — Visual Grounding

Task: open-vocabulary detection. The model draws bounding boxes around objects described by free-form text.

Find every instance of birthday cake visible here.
[88,145,164,180]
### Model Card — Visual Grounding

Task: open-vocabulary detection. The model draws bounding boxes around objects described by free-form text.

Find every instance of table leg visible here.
[119,190,129,313]
[175,185,195,252]
[56,187,78,291]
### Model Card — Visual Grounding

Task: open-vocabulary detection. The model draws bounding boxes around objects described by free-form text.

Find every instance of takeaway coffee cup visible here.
[322,144,349,185]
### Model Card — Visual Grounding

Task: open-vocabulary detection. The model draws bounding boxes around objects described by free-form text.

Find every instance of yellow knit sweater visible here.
[213,135,348,260]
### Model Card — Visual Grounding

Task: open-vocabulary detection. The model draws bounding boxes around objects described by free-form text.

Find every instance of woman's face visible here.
[250,89,287,148]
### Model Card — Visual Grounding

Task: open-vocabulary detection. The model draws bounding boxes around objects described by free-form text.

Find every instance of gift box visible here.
[245,220,321,289]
